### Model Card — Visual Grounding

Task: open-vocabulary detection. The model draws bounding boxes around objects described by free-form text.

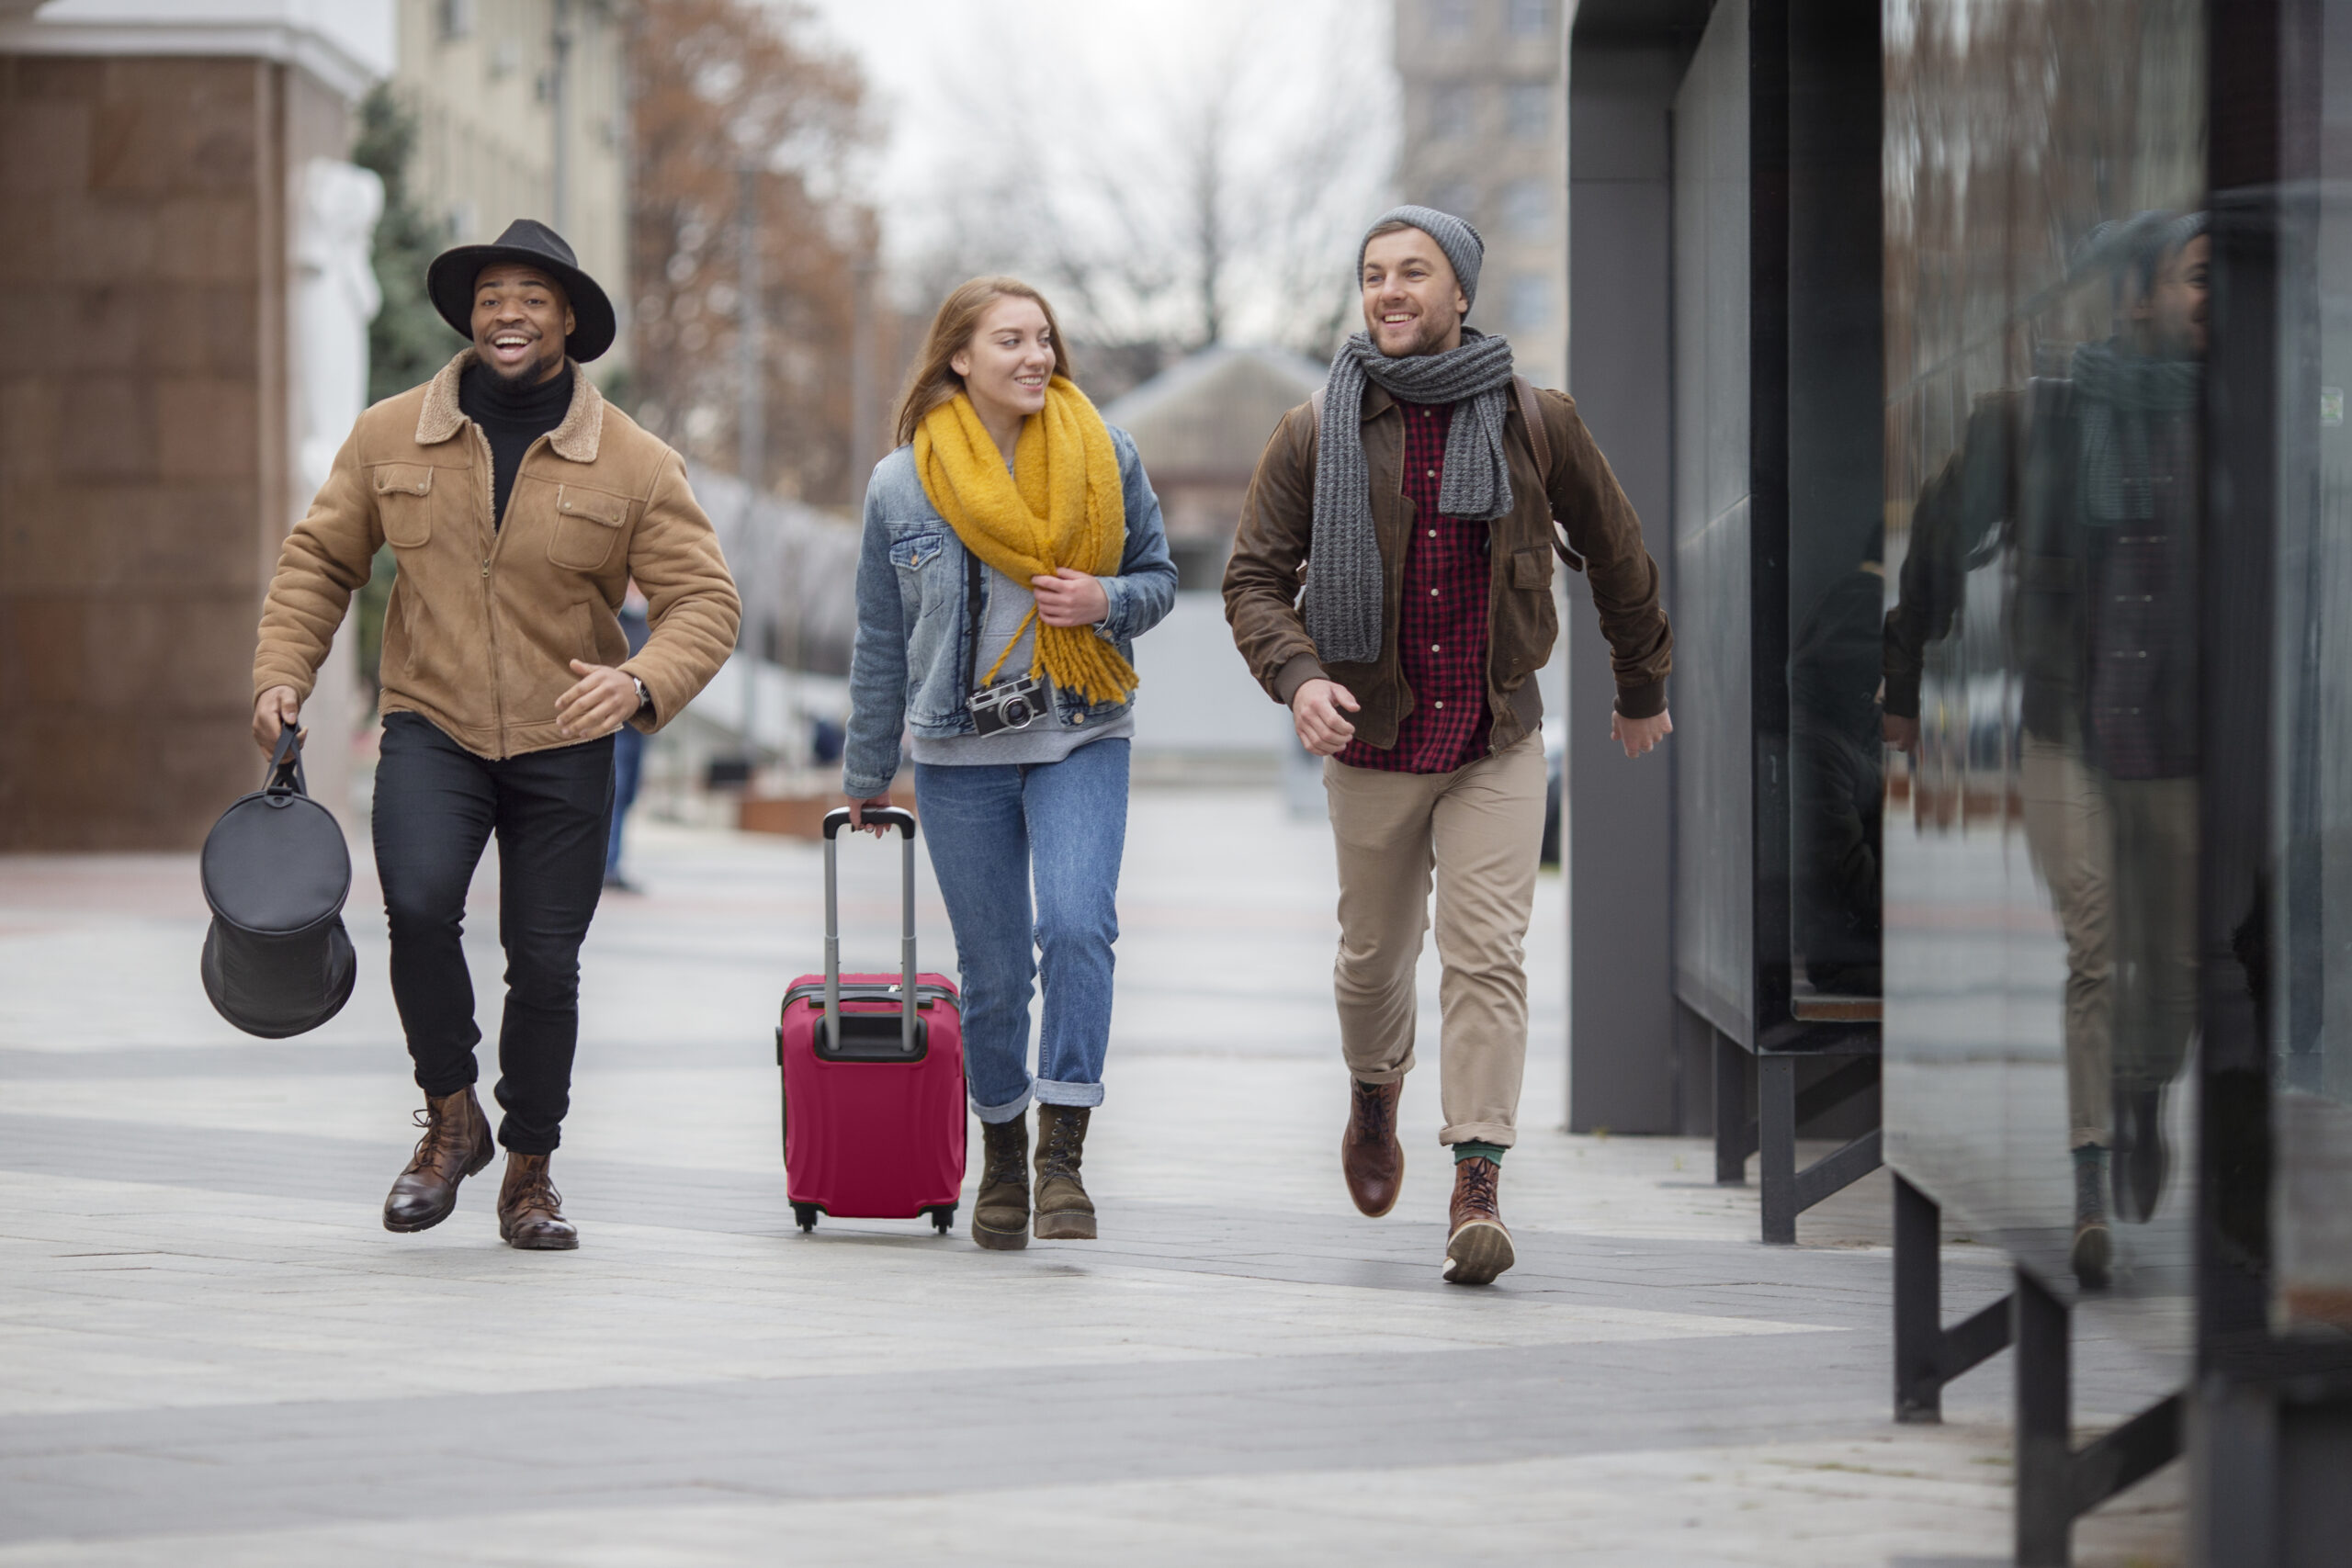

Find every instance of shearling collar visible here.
[415,348,605,462]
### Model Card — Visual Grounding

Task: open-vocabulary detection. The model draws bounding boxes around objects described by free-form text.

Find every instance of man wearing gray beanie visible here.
[1224,206,1674,1284]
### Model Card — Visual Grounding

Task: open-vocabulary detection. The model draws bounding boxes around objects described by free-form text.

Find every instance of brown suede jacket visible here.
[254,351,741,760]
[1223,382,1670,754]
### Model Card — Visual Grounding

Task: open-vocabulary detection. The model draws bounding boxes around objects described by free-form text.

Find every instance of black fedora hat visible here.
[426,218,617,363]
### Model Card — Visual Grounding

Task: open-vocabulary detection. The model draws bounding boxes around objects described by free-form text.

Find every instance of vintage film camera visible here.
[967,673,1047,737]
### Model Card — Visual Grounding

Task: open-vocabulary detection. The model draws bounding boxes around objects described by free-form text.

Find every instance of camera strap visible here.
[964,544,986,697]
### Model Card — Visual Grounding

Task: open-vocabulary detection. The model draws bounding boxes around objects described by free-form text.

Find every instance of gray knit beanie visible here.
[1360,205,1485,315]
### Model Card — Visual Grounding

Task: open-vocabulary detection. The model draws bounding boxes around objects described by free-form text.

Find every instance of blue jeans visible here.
[913,739,1129,1122]
[605,723,644,879]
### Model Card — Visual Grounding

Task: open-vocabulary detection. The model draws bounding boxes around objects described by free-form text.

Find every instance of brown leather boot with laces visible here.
[497,1153,579,1250]
[1341,1077,1405,1217]
[1033,1104,1097,1240]
[1442,1156,1514,1286]
[382,1086,494,1233]
[971,1114,1031,1251]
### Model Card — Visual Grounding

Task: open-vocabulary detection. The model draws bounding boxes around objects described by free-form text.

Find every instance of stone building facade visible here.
[390,0,628,372]
[1390,0,1568,389]
[0,3,390,849]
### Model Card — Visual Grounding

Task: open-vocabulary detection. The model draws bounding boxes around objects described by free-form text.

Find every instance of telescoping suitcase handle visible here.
[819,807,920,1056]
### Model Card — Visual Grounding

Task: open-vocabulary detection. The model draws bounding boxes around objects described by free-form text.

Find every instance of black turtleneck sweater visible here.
[459,359,575,527]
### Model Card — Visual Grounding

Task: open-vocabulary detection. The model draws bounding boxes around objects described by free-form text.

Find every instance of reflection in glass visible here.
[2269,8,2352,1339]
[1880,0,2204,1333]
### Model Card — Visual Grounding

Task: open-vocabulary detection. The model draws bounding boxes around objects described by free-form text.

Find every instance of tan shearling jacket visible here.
[1224,382,1670,756]
[254,351,741,760]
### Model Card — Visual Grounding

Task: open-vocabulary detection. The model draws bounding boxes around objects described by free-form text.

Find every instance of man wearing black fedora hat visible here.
[252,219,741,1250]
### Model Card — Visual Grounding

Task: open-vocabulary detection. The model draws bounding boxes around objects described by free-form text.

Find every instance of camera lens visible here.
[1002,697,1032,727]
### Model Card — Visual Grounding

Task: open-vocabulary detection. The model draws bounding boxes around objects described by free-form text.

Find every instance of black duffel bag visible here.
[198,726,356,1038]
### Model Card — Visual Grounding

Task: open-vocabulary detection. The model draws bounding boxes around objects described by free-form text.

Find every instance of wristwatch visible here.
[630,675,652,716]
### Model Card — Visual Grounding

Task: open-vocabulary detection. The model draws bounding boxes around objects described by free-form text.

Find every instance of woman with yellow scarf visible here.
[842,277,1177,1251]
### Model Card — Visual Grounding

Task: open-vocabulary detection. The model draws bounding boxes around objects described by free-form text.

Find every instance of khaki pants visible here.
[2020,738,2113,1148]
[2019,739,2199,1147]
[1323,733,1547,1146]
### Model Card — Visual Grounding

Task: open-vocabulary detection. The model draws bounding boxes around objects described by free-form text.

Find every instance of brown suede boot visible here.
[971,1115,1031,1251]
[1442,1156,1514,1285]
[1341,1077,1405,1217]
[382,1086,494,1233]
[1033,1104,1097,1240]
[497,1153,579,1251]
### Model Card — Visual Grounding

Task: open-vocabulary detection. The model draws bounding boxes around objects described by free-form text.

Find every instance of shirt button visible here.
[1427,530,1436,538]
[1430,644,1441,653]
[1430,588,1440,597]
[1427,469,1437,479]
[1434,701,1444,709]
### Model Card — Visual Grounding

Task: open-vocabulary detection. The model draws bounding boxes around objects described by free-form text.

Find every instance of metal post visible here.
[1759,1053,1797,1244]
[2015,1267,2074,1567]
[548,0,572,233]
[1714,1032,1748,1184]
[851,254,878,486]
[1894,1173,1943,1422]
[736,161,763,768]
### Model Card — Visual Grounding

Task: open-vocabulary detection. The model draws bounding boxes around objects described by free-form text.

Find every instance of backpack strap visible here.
[1514,375,1584,574]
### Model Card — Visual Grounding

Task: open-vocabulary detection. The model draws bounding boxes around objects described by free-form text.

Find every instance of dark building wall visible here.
[0,56,349,850]
[1566,39,1687,1132]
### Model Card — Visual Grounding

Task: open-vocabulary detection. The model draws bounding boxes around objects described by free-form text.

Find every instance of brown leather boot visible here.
[1442,1156,1514,1285]
[971,1115,1031,1251]
[382,1086,494,1233]
[497,1153,579,1250]
[1032,1104,1096,1240]
[1341,1077,1405,1217]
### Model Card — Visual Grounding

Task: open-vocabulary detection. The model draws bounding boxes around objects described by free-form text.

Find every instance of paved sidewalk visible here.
[0,789,2181,1565]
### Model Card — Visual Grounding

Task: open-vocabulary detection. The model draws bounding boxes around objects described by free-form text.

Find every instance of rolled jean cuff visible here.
[971,1081,1035,1124]
[1440,1121,1517,1148]
[1034,1077,1104,1109]
[1347,1059,1413,1087]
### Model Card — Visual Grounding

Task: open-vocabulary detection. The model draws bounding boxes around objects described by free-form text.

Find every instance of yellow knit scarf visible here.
[913,378,1138,705]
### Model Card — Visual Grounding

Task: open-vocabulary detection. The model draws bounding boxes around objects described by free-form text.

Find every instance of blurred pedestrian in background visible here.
[252,220,740,1251]
[843,276,1177,1251]
[605,581,653,894]
[1225,208,1673,1285]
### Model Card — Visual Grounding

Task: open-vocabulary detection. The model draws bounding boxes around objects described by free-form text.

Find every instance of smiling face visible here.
[470,263,574,384]
[1361,228,1468,358]
[950,295,1056,430]
[2134,231,2210,359]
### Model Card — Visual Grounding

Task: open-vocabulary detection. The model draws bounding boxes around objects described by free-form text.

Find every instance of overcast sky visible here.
[784,0,1398,337]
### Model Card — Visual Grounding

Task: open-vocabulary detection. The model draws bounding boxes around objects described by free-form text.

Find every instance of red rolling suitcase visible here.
[775,806,966,1234]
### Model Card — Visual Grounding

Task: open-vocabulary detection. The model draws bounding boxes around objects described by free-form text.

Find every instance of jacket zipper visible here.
[470,423,511,757]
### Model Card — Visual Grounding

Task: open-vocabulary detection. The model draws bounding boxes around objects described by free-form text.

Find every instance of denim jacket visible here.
[842,425,1177,797]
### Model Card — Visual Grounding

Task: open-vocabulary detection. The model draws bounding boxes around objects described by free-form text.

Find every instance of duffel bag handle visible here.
[265,724,308,801]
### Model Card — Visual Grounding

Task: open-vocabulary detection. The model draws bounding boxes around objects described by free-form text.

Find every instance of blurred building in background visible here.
[388,0,629,373]
[0,0,392,848]
[1391,0,1566,389]
[1102,345,1325,592]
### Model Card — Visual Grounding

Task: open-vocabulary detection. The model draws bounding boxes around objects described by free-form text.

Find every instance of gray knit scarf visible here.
[2071,339,2200,525]
[1303,327,1518,664]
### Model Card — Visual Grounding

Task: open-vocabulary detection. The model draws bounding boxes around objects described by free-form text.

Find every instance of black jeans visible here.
[373,713,614,1154]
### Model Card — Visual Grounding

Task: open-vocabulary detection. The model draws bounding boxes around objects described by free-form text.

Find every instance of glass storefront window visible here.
[1881,0,2208,1325]
[2268,5,2352,1339]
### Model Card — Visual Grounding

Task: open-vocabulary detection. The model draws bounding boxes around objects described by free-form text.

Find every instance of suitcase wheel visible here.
[793,1202,819,1234]
[926,1203,956,1235]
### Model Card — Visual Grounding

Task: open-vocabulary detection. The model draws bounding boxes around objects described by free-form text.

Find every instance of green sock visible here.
[1453,1140,1507,1165]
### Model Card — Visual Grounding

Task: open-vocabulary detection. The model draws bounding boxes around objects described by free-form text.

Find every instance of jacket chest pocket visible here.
[1509,545,1553,591]
[548,484,633,571]
[372,463,436,548]
[888,528,952,619]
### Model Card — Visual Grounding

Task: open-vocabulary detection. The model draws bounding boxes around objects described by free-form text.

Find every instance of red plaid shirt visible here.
[1337,399,1493,773]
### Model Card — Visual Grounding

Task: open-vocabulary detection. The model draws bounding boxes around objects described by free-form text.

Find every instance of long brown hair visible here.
[892,276,1075,446]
